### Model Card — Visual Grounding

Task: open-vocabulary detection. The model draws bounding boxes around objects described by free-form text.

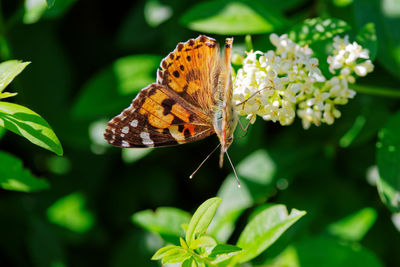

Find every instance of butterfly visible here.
[104,35,241,180]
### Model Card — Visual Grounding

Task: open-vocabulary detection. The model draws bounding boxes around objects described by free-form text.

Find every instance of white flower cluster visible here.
[233,34,374,129]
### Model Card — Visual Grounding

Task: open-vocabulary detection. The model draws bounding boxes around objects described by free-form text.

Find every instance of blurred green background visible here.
[1,0,400,266]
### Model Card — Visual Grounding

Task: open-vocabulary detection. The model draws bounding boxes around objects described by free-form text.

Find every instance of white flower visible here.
[328,35,374,80]
[232,33,374,129]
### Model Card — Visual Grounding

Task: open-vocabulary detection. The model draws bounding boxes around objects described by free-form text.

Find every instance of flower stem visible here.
[245,34,253,52]
[352,84,400,98]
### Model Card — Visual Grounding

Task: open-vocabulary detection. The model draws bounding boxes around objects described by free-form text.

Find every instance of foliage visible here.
[0,0,400,267]
[142,197,305,266]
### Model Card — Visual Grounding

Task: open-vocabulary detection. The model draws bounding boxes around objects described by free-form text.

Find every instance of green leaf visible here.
[356,23,377,61]
[132,207,191,245]
[353,0,400,79]
[72,55,161,119]
[210,174,253,242]
[327,207,377,242]
[274,237,384,267]
[0,151,49,192]
[377,110,400,212]
[152,245,190,264]
[181,257,196,267]
[122,148,153,163]
[24,0,48,24]
[238,149,276,184]
[208,244,242,263]
[144,0,173,27]
[0,92,18,99]
[151,245,181,260]
[185,197,222,246]
[162,247,190,264]
[46,193,95,233]
[210,150,276,242]
[0,60,30,93]
[189,235,217,250]
[234,204,306,263]
[180,0,285,35]
[333,0,353,7]
[289,17,351,45]
[0,102,63,155]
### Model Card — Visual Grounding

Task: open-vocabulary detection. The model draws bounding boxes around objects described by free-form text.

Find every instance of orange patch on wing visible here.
[140,92,174,128]
[183,124,196,136]
[171,104,191,122]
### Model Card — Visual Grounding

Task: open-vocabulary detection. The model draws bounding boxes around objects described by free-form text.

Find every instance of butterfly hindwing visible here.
[104,83,215,148]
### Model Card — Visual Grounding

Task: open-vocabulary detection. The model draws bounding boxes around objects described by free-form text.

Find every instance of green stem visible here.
[352,84,400,98]
[245,34,253,52]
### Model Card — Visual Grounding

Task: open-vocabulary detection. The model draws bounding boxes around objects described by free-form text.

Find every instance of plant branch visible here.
[352,84,400,98]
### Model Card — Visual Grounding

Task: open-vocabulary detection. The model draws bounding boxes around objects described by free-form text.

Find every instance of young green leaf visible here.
[356,23,377,61]
[189,235,217,250]
[0,151,49,192]
[0,102,63,155]
[185,197,222,246]
[289,17,351,45]
[72,55,161,119]
[180,0,285,35]
[132,207,191,245]
[0,60,30,93]
[208,244,242,263]
[0,92,18,99]
[234,204,306,263]
[153,246,190,264]
[327,207,377,242]
[151,245,182,260]
[377,110,400,212]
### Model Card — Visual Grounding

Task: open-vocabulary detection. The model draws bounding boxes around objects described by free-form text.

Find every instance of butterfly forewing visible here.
[157,35,221,113]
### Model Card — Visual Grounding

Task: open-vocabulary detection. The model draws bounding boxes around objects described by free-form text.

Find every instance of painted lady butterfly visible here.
[104,35,240,179]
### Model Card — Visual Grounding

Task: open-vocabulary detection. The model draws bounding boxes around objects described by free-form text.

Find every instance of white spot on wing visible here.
[122,126,129,134]
[121,140,130,147]
[130,120,138,127]
[140,132,154,147]
[120,133,125,137]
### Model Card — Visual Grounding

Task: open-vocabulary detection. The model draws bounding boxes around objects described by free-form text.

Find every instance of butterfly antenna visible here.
[190,144,221,179]
[225,150,241,188]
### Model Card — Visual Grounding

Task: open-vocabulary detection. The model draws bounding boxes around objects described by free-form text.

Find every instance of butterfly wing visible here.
[105,35,225,148]
[157,35,221,113]
[104,83,215,148]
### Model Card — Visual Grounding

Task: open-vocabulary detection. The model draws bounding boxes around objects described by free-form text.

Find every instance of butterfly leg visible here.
[234,114,255,140]
[235,86,274,107]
